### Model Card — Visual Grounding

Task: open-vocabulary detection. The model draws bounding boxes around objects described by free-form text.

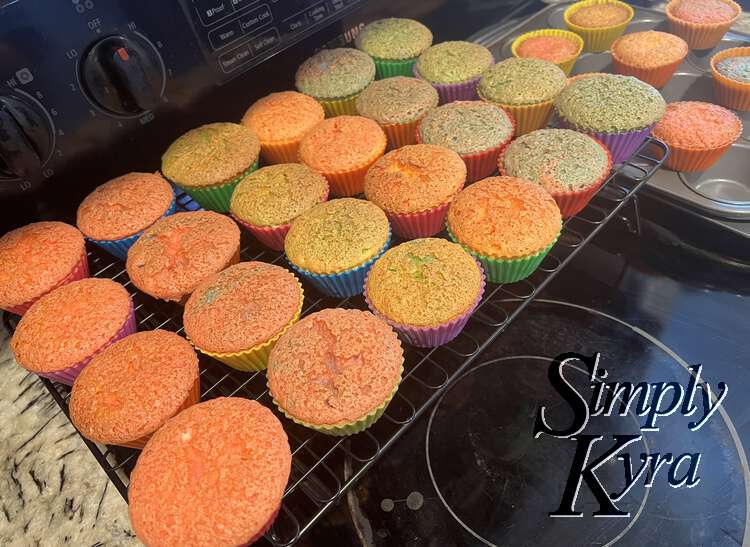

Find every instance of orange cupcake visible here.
[298,116,387,196]
[10,278,135,385]
[69,330,200,449]
[564,0,634,52]
[611,31,688,89]
[0,221,88,316]
[268,308,403,436]
[183,262,303,371]
[364,144,466,239]
[126,211,240,303]
[652,101,742,172]
[241,91,325,164]
[129,398,291,547]
[666,0,741,49]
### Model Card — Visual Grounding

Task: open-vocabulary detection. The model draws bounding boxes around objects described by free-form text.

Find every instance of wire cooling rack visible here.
[20,138,669,546]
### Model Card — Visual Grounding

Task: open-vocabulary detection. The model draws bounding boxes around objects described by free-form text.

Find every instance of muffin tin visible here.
[481,2,750,222]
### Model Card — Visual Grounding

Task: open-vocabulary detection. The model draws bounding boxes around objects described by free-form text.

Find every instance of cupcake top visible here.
[126,211,240,302]
[355,18,433,60]
[367,238,483,327]
[415,41,494,84]
[669,0,739,23]
[161,123,260,188]
[479,58,567,105]
[298,115,386,173]
[555,74,666,132]
[76,172,174,241]
[267,309,403,425]
[652,101,742,149]
[285,198,390,274]
[183,262,302,354]
[568,3,632,27]
[241,91,325,144]
[612,31,688,68]
[364,144,466,214]
[501,129,611,192]
[230,164,329,227]
[516,35,580,63]
[69,330,199,445]
[129,398,291,547]
[0,221,85,309]
[418,101,515,155]
[11,278,131,374]
[295,48,375,99]
[447,176,562,258]
[716,55,750,83]
[355,77,439,125]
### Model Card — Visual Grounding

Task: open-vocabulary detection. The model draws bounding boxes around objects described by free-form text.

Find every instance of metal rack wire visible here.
[27,137,668,546]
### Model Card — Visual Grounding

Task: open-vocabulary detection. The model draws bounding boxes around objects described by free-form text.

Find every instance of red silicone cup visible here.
[5,250,90,316]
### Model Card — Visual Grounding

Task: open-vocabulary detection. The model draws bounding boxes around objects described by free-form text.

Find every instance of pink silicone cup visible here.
[385,198,457,240]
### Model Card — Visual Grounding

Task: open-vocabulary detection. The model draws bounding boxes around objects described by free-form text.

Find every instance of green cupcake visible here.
[415,41,494,84]
[355,18,433,79]
[161,123,260,213]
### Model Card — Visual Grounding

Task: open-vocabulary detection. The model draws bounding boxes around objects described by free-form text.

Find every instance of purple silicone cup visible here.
[558,118,654,164]
[363,259,486,348]
[413,64,481,105]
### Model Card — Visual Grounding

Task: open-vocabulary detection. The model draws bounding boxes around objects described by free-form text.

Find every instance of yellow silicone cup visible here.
[478,88,555,135]
[317,91,363,117]
[511,29,584,76]
[564,0,635,53]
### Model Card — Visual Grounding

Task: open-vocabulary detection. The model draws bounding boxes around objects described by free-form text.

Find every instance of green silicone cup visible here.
[175,160,259,213]
[373,57,417,79]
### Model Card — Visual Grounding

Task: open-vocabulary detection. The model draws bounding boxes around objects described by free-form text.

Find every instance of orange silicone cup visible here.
[381,116,423,149]
[665,0,741,50]
[611,44,688,89]
[306,144,387,197]
[711,47,750,111]
[260,138,302,164]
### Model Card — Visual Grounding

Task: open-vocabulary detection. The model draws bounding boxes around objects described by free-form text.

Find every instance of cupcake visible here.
[69,330,200,449]
[564,0,634,52]
[416,101,515,182]
[183,262,304,372]
[298,115,387,196]
[229,164,329,251]
[267,309,403,435]
[414,41,494,104]
[240,91,325,164]
[364,144,466,239]
[478,58,567,135]
[129,398,291,547]
[365,238,484,347]
[355,76,439,148]
[0,222,88,316]
[161,122,260,213]
[355,18,433,79]
[10,278,135,385]
[511,29,584,75]
[295,48,376,117]
[126,211,240,303]
[666,0,741,50]
[554,74,666,163]
[499,129,612,218]
[284,198,390,298]
[711,48,750,111]
[611,31,688,89]
[446,176,562,284]
[76,172,176,260]
[652,101,742,172]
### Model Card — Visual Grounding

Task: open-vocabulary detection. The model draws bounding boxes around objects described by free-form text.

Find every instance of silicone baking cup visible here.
[611,41,687,89]
[711,47,750,111]
[4,250,90,316]
[563,0,634,53]
[511,29,584,76]
[656,117,742,172]
[171,161,258,213]
[188,281,304,372]
[35,302,137,386]
[478,89,551,136]
[317,90,367,117]
[381,116,424,149]
[557,117,654,164]
[372,57,417,79]
[666,0,741,50]
[312,142,387,197]
[260,139,302,165]
[385,199,454,240]
[413,64,482,104]
[87,194,177,261]
[364,259,485,347]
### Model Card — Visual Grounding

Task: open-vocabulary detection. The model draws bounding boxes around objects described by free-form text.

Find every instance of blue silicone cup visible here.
[88,193,177,261]
[288,227,392,298]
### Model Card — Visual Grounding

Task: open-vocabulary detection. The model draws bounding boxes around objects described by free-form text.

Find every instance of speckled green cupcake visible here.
[478,58,567,135]
[554,74,666,163]
[161,123,260,213]
[414,41,494,104]
[355,18,433,79]
[295,48,376,117]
